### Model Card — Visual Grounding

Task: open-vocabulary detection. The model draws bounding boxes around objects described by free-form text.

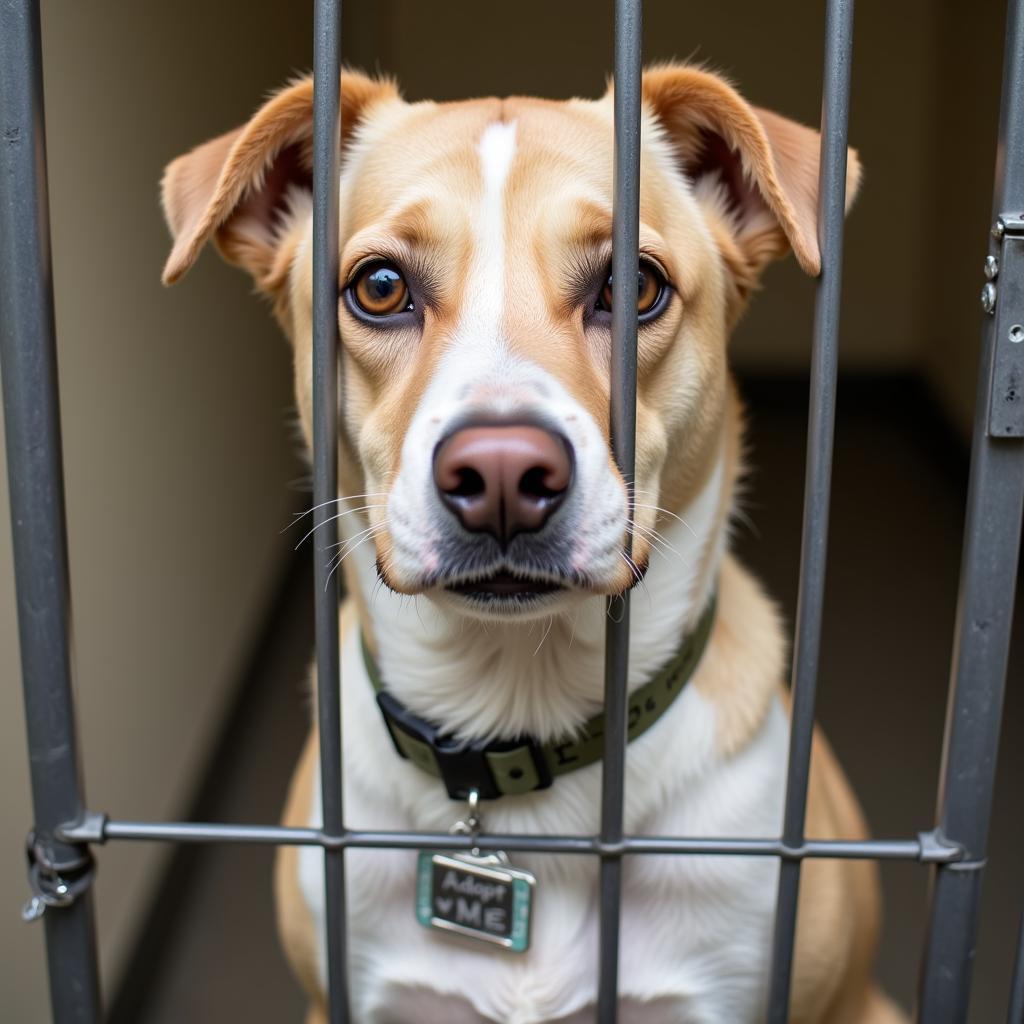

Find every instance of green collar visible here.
[364,596,716,801]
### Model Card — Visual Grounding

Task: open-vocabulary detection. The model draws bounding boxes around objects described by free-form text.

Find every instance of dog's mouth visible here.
[446,570,567,602]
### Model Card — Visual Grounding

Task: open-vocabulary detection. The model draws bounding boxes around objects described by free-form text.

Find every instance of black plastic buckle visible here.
[376,691,552,800]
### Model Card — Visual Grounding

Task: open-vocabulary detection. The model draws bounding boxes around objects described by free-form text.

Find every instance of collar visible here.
[363,596,717,801]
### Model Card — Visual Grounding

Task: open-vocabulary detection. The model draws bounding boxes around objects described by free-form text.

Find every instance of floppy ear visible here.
[640,64,861,282]
[161,71,399,289]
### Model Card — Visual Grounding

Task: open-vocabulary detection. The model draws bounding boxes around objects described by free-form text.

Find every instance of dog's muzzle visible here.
[433,421,574,546]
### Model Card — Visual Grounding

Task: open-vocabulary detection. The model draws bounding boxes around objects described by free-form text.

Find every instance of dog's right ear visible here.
[161,71,399,290]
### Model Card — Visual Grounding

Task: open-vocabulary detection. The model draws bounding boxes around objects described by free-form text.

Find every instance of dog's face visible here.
[163,67,858,621]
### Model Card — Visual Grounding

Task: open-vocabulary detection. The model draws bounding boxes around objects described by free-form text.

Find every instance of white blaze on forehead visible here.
[458,120,517,345]
[479,119,517,196]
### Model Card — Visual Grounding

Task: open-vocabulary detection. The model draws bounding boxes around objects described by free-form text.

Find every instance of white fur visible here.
[384,120,629,607]
[467,120,517,344]
[296,121,788,1022]
[299,454,790,1022]
[354,453,721,742]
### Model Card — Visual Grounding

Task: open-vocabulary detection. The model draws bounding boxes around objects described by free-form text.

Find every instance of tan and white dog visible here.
[161,66,906,1024]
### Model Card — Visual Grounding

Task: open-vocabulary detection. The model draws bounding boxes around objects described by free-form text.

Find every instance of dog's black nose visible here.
[433,424,573,543]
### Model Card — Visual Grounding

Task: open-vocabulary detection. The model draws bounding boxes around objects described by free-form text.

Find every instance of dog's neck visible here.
[344,447,729,745]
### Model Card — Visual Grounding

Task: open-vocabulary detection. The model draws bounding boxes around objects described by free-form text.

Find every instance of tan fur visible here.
[640,65,862,278]
[279,558,901,1024]
[165,64,901,1023]
[275,731,323,1015]
[162,72,400,288]
[274,600,360,1017]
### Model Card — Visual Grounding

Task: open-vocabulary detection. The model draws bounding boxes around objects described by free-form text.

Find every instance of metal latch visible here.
[982,214,1024,437]
[21,829,95,923]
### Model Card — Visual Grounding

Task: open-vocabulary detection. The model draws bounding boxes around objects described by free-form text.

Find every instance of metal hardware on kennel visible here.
[916,0,1024,1015]
[763,1,856,1018]
[0,4,102,1020]
[2,0,1024,1021]
[310,2,349,1018]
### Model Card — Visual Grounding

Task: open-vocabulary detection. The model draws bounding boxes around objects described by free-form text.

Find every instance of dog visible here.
[161,64,908,1024]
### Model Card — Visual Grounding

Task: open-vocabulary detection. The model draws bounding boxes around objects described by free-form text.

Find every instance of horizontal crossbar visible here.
[57,814,964,863]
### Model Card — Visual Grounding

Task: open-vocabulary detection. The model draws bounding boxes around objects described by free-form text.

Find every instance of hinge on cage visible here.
[21,828,96,923]
[981,213,1024,437]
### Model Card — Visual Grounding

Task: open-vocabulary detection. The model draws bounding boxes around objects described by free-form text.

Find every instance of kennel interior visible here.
[1,1,1023,1022]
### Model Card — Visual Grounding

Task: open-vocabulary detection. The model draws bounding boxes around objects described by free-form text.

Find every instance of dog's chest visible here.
[296,696,788,1023]
[303,838,779,1024]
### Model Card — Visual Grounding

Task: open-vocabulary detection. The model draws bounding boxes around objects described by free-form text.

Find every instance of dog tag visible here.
[416,850,534,952]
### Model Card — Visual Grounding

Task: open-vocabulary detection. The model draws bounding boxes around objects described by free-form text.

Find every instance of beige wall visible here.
[0,3,310,1019]
[349,0,936,373]
[348,0,1005,428]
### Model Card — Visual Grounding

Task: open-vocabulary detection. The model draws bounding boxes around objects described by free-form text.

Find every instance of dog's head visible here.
[162,66,859,621]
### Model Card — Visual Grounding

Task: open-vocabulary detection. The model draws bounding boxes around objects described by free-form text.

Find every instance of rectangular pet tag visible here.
[416,850,534,952]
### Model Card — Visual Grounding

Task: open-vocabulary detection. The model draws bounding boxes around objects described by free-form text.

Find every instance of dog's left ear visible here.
[161,70,399,289]
[639,65,861,281]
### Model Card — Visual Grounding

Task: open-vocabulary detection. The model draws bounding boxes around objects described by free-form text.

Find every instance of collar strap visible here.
[363,596,716,801]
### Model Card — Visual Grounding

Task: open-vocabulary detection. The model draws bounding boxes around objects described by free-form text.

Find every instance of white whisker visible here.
[532,616,555,657]
[630,520,684,560]
[619,549,653,608]
[568,607,582,650]
[283,492,389,532]
[294,504,386,550]
[325,520,382,553]
[413,597,428,633]
[633,501,697,537]
[324,523,388,591]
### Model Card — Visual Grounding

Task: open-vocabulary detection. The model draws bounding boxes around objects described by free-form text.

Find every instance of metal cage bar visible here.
[1010,912,1024,1024]
[916,0,1024,1017]
[311,1,349,1022]
[596,2,643,1020]
[0,2,103,1022]
[765,1,856,1020]
[58,817,962,863]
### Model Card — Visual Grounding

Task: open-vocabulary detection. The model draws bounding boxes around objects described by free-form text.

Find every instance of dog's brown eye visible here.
[597,260,667,317]
[351,261,412,317]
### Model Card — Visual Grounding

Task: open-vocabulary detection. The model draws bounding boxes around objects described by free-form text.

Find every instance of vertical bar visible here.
[312,2,349,1022]
[0,2,103,1021]
[765,2,855,1021]
[917,1,1024,1017]
[1008,913,1024,1024]
[597,2,642,1021]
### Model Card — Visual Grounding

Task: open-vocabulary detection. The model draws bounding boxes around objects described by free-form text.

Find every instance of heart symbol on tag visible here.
[435,897,453,914]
